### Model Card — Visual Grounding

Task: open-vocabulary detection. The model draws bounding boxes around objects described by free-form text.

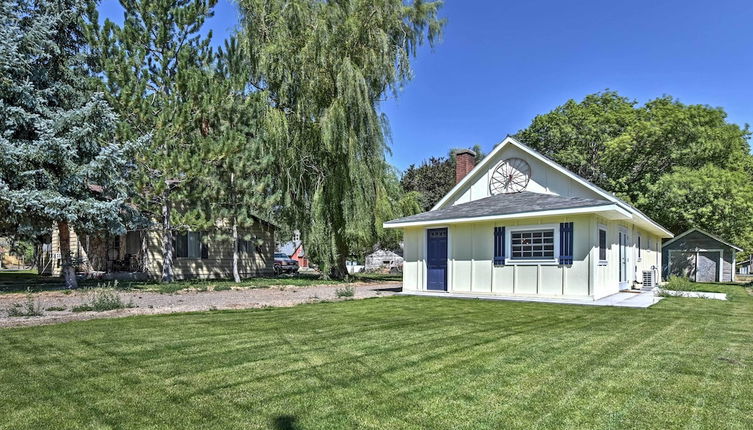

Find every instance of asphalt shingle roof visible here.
[385,191,612,225]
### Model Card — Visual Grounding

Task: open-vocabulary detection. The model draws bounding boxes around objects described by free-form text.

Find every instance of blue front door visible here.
[427,228,448,291]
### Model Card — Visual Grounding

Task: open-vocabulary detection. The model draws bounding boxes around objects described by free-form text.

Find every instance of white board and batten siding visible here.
[403,214,662,299]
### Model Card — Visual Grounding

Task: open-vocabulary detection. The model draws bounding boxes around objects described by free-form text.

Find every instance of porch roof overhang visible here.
[384,191,633,229]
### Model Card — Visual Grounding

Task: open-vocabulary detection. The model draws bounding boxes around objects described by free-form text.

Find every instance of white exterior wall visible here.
[401,214,662,299]
[592,216,663,299]
[451,145,604,206]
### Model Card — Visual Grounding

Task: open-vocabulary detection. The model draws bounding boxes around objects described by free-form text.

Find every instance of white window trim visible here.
[505,223,559,265]
[597,224,608,266]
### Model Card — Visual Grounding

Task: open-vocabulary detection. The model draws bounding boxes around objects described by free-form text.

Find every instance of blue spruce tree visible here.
[0,0,145,288]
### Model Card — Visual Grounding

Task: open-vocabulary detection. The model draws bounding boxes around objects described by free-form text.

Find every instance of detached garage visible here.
[662,228,741,283]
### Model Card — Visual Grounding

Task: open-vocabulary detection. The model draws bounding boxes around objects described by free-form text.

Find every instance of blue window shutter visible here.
[559,222,574,265]
[494,226,505,265]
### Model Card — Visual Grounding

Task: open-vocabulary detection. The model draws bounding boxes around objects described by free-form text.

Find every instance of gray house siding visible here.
[662,230,736,282]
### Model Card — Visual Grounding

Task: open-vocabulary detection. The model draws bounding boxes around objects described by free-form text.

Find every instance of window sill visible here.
[598,261,608,266]
[505,259,559,266]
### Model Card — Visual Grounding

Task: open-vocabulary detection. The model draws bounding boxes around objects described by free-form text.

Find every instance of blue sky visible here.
[98,0,753,171]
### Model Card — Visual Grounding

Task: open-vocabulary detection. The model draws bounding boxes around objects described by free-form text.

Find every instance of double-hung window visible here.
[510,229,555,259]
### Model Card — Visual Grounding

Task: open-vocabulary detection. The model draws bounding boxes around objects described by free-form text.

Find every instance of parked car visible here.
[274,253,299,275]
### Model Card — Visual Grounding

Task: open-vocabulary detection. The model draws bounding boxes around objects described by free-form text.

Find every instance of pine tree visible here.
[191,37,280,282]
[84,0,217,282]
[237,0,444,278]
[0,0,144,289]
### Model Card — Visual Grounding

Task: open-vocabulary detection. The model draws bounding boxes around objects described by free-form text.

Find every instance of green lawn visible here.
[0,271,402,294]
[1,284,752,429]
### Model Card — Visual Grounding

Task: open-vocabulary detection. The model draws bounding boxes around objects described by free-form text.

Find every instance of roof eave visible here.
[383,204,626,229]
[662,228,741,251]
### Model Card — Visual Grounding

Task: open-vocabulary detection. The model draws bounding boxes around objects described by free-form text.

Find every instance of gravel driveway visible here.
[0,283,401,328]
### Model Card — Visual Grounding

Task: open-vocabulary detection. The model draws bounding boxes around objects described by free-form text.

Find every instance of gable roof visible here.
[385,191,614,227]
[662,228,742,251]
[277,240,303,257]
[430,136,672,237]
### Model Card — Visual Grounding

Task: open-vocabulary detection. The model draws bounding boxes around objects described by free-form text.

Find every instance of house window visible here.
[510,229,554,259]
[637,236,642,259]
[598,226,607,263]
[175,232,204,259]
[238,238,250,254]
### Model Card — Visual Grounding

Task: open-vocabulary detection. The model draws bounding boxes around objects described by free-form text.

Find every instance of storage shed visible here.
[662,228,741,283]
[365,249,404,271]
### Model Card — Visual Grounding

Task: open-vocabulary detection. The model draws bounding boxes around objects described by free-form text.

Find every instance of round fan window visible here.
[489,158,531,194]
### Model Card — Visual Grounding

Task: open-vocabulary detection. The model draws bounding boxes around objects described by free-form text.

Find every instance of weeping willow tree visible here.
[237,0,443,277]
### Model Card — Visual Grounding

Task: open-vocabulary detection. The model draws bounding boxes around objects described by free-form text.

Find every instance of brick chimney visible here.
[454,149,477,184]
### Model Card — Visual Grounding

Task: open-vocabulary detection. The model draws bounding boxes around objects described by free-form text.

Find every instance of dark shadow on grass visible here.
[272,415,299,430]
[374,286,402,292]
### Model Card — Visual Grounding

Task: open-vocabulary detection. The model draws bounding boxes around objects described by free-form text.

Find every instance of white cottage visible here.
[385,137,674,300]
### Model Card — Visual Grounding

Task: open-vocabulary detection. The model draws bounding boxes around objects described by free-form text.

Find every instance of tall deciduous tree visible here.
[515,91,751,205]
[85,0,217,282]
[402,145,485,211]
[0,0,143,288]
[237,0,444,278]
[648,166,753,252]
[515,91,753,252]
[401,157,454,212]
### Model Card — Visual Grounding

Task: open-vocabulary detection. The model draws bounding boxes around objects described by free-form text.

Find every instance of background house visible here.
[40,219,276,280]
[737,257,752,275]
[276,230,309,268]
[662,228,741,283]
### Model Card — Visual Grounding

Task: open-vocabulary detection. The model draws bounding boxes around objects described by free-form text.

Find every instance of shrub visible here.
[71,304,93,313]
[214,285,232,292]
[665,275,693,291]
[73,289,133,312]
[335,286,355,298]
[45,306,66,312]
[6,289,43,317]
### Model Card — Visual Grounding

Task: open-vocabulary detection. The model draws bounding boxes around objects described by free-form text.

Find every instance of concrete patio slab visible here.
[400,290,663,308]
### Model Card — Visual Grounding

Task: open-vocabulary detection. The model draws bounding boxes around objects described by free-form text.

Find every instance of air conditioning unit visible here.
[642,270,656,289]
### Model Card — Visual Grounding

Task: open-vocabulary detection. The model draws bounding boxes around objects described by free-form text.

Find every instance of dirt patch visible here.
[0,283,401,328]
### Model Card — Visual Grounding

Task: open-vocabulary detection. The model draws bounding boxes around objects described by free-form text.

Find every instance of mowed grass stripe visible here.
[1,285,753,429]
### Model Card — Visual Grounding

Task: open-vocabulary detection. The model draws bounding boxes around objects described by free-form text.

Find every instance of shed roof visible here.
[277,240,302,257]
[384,191,612,226]
[662,228,742,251]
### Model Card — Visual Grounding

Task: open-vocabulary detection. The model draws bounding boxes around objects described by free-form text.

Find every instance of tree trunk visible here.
[139,230,148,273]
[232,216,241,283]
[229,172,241,283]
[161,197,174,282]
[331,231,350,280]
[57,221,78,289]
